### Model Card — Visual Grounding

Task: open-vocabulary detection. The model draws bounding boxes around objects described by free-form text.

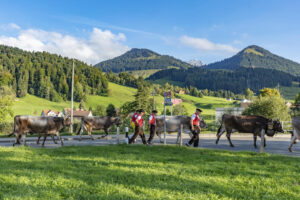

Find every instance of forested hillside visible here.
[205,45,300,76]
[0,45,108,102]
[148,67,300,94]
[94,48,192,72]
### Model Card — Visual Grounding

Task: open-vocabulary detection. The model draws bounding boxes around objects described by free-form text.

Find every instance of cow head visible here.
[63,115,72,126]
[272,119,284,133]
[200,119,207,129]
[266,119,284,136]
[111,117,122,126]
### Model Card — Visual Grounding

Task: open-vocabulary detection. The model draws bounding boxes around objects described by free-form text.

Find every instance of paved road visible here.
[1,133,300,157]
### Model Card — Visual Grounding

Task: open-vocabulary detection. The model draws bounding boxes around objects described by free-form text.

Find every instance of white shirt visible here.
[149,115,156,125]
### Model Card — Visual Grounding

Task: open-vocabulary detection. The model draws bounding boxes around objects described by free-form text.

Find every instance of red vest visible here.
[149,114,156,125]
[192,113,199,126]
[131,113,137,122]
[135,114,144,127]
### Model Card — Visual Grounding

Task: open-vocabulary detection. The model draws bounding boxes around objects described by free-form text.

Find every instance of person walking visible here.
[186,108,202,147]
[129,109,147,144]
[147,110,157,144]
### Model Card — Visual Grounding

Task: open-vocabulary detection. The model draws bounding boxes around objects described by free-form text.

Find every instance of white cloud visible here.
[180,35,239,53]
[0,25,130,64]
[0,23,21,31]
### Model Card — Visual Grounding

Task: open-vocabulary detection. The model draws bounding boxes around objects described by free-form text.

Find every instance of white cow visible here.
[289,117,300,152]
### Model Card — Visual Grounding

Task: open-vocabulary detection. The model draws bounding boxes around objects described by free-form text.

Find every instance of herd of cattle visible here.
[7,114,300,152]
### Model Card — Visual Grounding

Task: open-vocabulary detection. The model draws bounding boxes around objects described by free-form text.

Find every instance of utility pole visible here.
[151,90,156,110]
[70,59,75,133]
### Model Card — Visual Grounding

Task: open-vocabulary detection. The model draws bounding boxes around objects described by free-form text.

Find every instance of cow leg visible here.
[289,130,297,152]
[56,132,64,146]
[216,125,226,144]
[78,123,85,141]
[100,128,109,139]
[156,132,163,143]
[226,130,234,147]
[22,134,27,146]
[13,132,22,146]
[42,134,48,147]
[176,131,180,144]
[87,127,95,140]
[51,135,57,144]
[37,133,42,144]
[253,135,257,148]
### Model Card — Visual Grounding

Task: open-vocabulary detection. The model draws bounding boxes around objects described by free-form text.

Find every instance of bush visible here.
[0,122,14,135]
[243,95,290,121]
[93,105,106,116]
[173,104,188,116]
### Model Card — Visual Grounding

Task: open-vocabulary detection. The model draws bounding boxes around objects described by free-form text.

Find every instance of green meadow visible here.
[11,82,234,122]
[0,145,299,200]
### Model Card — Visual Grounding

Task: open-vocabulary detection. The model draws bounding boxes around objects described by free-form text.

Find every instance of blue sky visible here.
[0,0,299,64]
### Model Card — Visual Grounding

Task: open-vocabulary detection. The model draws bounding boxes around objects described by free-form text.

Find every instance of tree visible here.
[259,88,280,98]
[243,95,290,121]
[294,93,300,106]
[93,105,106,116]
[106,104,116,116]
[120,101,137,118]
[135,83,152,114]
[79,99,86,110]
[173,104,188,116]
[245,88,254,100]
[0,96,13,121]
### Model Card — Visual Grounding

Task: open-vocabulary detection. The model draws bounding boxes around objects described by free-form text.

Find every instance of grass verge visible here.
[0,145,299,199]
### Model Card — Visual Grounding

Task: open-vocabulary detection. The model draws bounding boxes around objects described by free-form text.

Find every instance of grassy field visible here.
[11,82,234,120]
[279,86,300,100]
[0,145,299,200]
[128,69,161,78]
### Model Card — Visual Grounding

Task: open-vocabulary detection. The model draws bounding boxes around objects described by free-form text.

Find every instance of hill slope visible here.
[148,67,299,94]
[0,45,108,101]
[11,82,233,123]
[205,45,300,76]
[94,48,192,72]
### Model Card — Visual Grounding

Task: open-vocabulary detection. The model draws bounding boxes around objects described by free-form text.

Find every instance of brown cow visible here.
[77,116,121,140]
[11,115,71,146]
[216,114,284,148]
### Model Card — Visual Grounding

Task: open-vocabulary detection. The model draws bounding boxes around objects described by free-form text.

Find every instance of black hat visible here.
[139,109,145,113]
[152,110,158,113]
[196,108,203,112]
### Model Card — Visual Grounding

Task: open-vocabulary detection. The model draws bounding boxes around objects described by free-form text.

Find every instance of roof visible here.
[63,108,92,117]
[42,109,59,115]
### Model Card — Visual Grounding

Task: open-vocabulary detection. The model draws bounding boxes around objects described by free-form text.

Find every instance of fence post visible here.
[260,129,265,153]
[179,124,183,146]
[117,127,120,144]
[125,127,129,144]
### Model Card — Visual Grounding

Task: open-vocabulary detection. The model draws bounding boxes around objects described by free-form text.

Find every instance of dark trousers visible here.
[147,124,156,144]
[188,125,200,147]
[129,125,147,145]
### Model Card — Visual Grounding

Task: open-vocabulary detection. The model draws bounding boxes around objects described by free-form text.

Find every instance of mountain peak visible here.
[123,48,159,58]
[94,48,192,72]
[206,45,300,75]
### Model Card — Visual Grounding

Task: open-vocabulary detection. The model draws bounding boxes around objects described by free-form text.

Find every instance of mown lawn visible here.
[0,145,299,200]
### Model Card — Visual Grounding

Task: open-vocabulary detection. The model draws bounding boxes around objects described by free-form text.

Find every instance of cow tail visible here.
[217,125,222,136]
[77,120,83,135]
[8,116,17,137]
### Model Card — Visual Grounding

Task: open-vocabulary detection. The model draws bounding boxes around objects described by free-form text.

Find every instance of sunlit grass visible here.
[0,145,299,199]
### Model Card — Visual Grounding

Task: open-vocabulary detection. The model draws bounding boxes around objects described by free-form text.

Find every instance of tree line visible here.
[147,67,299,94]
[0,45,108,102]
